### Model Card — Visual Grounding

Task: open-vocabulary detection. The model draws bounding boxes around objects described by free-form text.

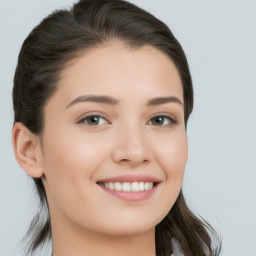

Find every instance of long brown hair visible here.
[13,0,221,255]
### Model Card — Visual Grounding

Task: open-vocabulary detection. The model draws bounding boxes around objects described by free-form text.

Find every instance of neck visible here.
[51,217,156,256]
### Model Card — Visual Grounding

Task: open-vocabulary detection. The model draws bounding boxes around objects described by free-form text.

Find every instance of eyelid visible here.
[74,111,178,126]
[147,112,178,126]
[75,112,111,125]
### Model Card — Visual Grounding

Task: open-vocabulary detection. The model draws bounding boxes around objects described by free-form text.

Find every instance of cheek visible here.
[42,127,108,172]
[156,130,188,178]
[40,129,109,208]
[157,132,188,213]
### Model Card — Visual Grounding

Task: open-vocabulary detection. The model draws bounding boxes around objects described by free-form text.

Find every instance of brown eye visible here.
[148,115,177,126]
[77,115,108,126]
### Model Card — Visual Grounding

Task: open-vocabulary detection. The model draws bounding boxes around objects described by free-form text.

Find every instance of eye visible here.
[77,115,109,126]
[148,115,177,126]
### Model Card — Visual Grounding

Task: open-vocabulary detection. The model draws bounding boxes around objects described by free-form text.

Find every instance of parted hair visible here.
[13,0,221,255]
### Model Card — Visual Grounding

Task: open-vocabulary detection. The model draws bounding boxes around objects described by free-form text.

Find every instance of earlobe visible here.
[12,122,44,178]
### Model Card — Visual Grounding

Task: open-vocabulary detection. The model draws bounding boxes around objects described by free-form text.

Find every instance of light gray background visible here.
[0,0,255,255]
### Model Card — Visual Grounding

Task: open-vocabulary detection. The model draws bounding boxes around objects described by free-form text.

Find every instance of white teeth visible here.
[139,182,144,191]
[131,182,139,192]
[109,182,114,190]
[102,181,154,192]
[114,182,122,191]
[122,182,131,192]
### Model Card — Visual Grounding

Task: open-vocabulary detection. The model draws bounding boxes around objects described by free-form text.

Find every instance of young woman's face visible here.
[39,43,188,237]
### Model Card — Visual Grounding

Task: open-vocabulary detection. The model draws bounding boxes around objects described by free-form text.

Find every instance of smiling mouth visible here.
[97,181,157,192]
[96,174,161,201]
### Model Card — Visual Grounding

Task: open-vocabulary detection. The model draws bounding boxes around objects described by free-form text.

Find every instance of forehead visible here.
[52,43,183,106]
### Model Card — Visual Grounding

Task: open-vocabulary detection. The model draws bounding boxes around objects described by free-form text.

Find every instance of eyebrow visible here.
[65,94,183,109]
[147,96,183,106]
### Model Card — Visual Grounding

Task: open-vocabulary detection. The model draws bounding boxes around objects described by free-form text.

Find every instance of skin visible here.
[13,43,188,256]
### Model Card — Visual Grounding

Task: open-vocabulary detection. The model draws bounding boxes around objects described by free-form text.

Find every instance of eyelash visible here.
[148,114,177,126]
[76,113,177,127]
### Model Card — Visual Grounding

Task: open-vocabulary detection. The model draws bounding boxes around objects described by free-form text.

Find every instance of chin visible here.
[102,226,155,237]
[95,216,161,237]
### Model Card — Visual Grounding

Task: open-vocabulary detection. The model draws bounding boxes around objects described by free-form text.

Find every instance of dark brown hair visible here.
[13,0,221,255]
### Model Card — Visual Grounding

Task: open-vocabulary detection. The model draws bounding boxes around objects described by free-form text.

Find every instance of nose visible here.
[111,124,153,167]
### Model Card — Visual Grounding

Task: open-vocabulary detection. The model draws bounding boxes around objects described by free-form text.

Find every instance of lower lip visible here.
[97,184,159,202]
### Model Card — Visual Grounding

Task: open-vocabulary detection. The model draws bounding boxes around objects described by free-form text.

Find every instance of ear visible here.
[12,122,44,178]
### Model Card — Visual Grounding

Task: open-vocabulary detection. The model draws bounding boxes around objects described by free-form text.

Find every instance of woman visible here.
[12,0,221,255]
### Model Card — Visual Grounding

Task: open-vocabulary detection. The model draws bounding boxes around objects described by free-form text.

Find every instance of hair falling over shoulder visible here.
[13,0,221,255]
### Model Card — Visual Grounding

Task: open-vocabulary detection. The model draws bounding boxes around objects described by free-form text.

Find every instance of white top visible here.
[170,238,185,256]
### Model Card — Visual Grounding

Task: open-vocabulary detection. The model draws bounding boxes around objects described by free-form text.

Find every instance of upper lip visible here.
[97,174,162,184]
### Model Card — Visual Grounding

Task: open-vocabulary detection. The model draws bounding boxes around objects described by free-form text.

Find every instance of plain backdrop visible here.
[0,0,255,255]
